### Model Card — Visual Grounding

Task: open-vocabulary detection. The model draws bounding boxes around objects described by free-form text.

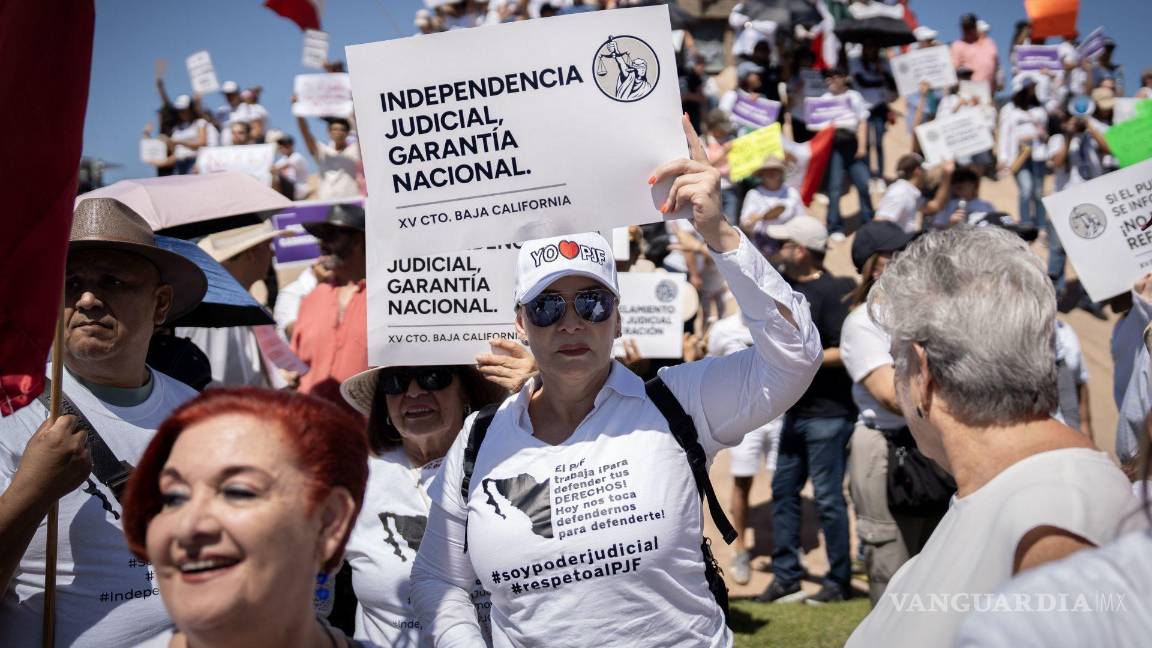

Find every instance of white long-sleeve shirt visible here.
[410,232,822,648]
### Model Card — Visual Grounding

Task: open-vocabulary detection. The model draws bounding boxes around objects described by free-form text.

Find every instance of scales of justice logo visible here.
[592,34,660,102]
[1068,203,1107,240]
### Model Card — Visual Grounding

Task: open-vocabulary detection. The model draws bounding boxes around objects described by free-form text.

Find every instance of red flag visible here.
[800,129,835,207]
[0,0,95,415]
[264,0,322,31]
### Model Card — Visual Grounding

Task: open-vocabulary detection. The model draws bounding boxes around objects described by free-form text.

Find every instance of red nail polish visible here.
[648,175,657,185]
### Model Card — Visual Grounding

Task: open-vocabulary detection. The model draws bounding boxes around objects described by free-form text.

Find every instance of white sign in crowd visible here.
[612,272,687,359]
[890,45,958,97]
[302,29,330,70]
[369,248,521,366]
[292,73,354,118]
[345,5,687,260]
[1043,157,1152,302]
[196,143,277,184]
[185,49,220,95]
[139,138,168,164]
[914,109,994,166]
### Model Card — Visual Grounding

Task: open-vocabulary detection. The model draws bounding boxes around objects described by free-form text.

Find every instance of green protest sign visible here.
[1105,115,1152,167]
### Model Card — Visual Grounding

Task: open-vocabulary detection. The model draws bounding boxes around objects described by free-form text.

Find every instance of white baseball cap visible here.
[515,232,619,304]
[977,20,990,34]
[172,94,192,110]
[913,26,939,42]
[221,80,239,94]
[765,215,829,253]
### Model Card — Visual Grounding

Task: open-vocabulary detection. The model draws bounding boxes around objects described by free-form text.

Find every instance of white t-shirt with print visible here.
[170,118,207,160]
[840,306,906,430]
[0,367,197,647]
[846,448,1135,648]
[875,178,924,233]
[409,232,823,648]
[345,448,492,647]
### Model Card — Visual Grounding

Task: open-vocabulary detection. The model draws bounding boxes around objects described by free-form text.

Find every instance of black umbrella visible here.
[833,16,916,47]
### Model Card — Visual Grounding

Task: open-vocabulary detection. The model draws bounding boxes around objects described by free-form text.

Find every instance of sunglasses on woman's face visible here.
[523,288,617,328]
[379,367,456,395]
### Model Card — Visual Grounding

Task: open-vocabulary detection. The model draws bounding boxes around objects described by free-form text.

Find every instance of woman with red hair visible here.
[121,387,378,648]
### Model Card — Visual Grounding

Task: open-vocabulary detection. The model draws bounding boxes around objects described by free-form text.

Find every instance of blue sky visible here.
[86,0,1150,183]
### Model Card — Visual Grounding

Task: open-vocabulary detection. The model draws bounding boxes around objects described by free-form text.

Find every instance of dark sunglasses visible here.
[378,367,456,395]
[524,289,617,328]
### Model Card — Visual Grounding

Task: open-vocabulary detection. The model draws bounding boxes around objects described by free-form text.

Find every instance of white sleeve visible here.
[853,92,871,121]
[410,416,486,647]
[656,231,822,456]
[840,310,893,383]
[718,90,737,115]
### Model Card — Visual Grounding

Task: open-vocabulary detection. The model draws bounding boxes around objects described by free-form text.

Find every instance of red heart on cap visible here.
[558,240,580,260]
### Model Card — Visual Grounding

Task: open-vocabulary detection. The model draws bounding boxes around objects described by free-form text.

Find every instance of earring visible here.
[915,405,924,418]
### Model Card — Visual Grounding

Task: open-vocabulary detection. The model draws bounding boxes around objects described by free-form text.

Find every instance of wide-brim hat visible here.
[198,220,285,263]
[71,198,207,322]
[303,202,366,241]
[756,154,787,174]
[1091,86,1116,111]
[340,364,509,417]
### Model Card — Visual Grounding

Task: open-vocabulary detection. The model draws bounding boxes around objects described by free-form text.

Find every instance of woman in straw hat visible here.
[408,117,821,647]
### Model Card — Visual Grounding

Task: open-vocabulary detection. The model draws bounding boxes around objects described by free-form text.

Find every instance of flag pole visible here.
[41,293,66,648]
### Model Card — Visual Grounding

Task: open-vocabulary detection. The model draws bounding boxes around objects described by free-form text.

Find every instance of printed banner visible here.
[369,247,520,366]
[270,198,363,268]
[727,123,784,182]
[1042,157,1152,302]
[1104,116,1152,168]
[612,272,686,359]
[803,96,853,128]
[730,95,781,130]
[1014,45,1062,71]
[891,46,958,97]
[346,5,687,259]
[302,29,329,70]
[293,73,354,118]
[186,50,220,95]
[195,143,276,184]
[139,138,168,164]
[914,109,994,165]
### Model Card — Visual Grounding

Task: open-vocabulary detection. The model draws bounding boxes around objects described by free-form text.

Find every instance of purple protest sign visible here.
[731,96,782,130]
[1077,27,1107,62]
[1014,45,1062,71]
[271,198,363,267]
[803,96,853,128]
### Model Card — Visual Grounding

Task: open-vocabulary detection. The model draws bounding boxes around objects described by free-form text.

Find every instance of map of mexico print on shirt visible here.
[483,474,555,538]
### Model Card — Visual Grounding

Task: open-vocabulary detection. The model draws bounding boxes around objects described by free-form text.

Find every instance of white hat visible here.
[1011,73,1038,95]
[765,215,829,253]
[172,94,192,110]
[221,80,239,94]
[515,232,619,304]
[414,8,432,26]
[197,221,283,263]
[977,20,990,34]
[913,26,939,42]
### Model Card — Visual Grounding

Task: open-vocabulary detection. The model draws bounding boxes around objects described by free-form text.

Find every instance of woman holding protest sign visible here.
[335,344,535,647]
[409,116,822,647]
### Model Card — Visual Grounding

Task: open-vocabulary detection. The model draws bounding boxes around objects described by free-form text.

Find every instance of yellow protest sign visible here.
[727,123,784,182]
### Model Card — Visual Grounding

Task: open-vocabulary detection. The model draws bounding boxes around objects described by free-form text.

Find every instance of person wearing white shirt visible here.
[811,68,874,240]
[728,4,777,60]
[740,154,806,246]
[296,113,362,200]
[998,76,1050,229]
[213,80,242,144]
[231,89,268,142]
[875,154,953,234]
[273,134,312,200]
[844,227,1134,648]
[409,125,822,647]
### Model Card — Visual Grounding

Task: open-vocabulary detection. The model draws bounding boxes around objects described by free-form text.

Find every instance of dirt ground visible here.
[705,106,1121,599]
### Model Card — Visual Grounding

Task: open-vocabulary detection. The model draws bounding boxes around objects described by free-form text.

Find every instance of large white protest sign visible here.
[612,272,686,359]
[140,138,168,164]
[302,29,329,70]
[293,74,353,118]
[346,5,686,260]
[1043,158,1152,302]
[195,144,276,184]
[958,80,992,106]
[891,46,957,97]
[369,247,520,366]
[186,50,220,95]
[914,109,994,165]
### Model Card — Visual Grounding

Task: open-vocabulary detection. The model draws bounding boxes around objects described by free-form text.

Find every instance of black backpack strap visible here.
[644,377,738,545]
[37,377,135,502]
[461,403,501,553]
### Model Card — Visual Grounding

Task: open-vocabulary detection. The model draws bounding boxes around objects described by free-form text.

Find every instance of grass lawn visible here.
[731,598,871,647]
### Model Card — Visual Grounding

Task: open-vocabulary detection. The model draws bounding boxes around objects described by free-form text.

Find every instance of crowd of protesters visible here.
[3,1,1152,647]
